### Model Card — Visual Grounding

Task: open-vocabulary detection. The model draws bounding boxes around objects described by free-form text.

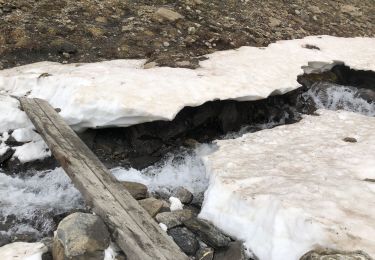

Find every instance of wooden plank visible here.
[20,98,188,260]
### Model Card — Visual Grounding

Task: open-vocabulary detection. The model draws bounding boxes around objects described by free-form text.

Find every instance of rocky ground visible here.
[0,0,374,69]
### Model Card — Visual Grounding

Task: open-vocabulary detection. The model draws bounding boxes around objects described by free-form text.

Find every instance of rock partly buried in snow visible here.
[53,212,110,260]
[300,248,372,260]
[172,186,193,204]
[184,218,231,249]
[138,197,164,217]
[155,209,194,229]
[200,109,375,260]
[1,36,374,134]
[120,181,148,200]
[0,242,48,259]
[168,227,199,256]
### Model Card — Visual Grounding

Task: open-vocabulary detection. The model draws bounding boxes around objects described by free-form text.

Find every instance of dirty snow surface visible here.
[200,109,375,260]
[0,36,374,133]
[0,242,47,260]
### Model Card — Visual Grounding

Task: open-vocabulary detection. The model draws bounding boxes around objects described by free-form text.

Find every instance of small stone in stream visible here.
[300,248,372,260]
[139,197,163,217]
[355,88,375,103]
[120,181,148,199]
[343,137,357,143]
[213,241,247,260]
[153,8,184,22]
[168,227,199,255]
[53,212,110,260]
[184,218,231,249]
[155,209,193,228]
[0,148,14,164]
[172,187,193,204]
[196,247,214,260]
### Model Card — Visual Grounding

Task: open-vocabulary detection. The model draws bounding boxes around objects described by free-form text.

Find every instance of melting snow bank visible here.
[200,109,375,260]
[0,36,374,132]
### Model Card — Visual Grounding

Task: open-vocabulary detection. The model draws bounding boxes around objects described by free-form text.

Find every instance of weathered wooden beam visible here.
[19,97,188,260]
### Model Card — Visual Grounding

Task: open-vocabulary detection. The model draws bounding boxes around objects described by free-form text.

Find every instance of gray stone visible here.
[196,247,214,260]
[139,197,164,217]
[213,241,247,260]
[155,209,193,228]
[300,248,372,260]
[0,232,10,247]
[153,8,184,22]
[173,187,193,204]
[168,227,199,255]
[355,88,375,103]
[191,191,204,208]
[121,181,148,200]
[184,218,231,249]
[53,212,110,260]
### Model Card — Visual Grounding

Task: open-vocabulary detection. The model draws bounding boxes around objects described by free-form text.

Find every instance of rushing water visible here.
[0,82,374,241]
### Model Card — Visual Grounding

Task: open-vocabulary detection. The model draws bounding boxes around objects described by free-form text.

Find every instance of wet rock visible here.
[168,227,199,255]
[153,8,184,22]
[0,232,10,247]
[139,197,163,217]
[191,191,204,208]
[0,148,14,165]
[53,212,110,260]
[300,248,372,260]
[172,187,193,204]
[121,181,148,200]
[355,89,375,103]
[155,209,193,229]
[184,218,231,249]
[213,241,247,260]
[196,247,214,260]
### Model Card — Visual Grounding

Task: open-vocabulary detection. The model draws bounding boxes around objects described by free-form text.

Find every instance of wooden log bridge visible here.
[20,98,188,260]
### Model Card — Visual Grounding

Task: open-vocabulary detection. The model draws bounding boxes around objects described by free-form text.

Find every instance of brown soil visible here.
[0,0,374,69]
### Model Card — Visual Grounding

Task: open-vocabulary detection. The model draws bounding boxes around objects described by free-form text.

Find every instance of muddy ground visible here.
[0,0,374,69]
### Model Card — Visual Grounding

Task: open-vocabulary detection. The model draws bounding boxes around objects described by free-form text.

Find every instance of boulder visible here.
[53,212,110,260]
[120,181,148,200]
[300,248,372,260]
[184,218,231,249]
[172,187,193,204]
[213,241,247,260]
[155,209,193,229]
[168,227,199,256]
[139,197,163,217]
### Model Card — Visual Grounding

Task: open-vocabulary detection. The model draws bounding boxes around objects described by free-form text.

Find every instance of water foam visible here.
[0,168,84,238]
[303,83,375,116]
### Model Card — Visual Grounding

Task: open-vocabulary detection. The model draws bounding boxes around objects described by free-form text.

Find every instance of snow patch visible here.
[169,197,183,211]
[13,140,51,163]
[200,109,375,260]
[0,36,374,132]
[0,242,47,260]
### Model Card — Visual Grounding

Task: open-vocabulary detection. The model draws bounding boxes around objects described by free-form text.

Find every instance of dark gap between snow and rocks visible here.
[0,64,374,252]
